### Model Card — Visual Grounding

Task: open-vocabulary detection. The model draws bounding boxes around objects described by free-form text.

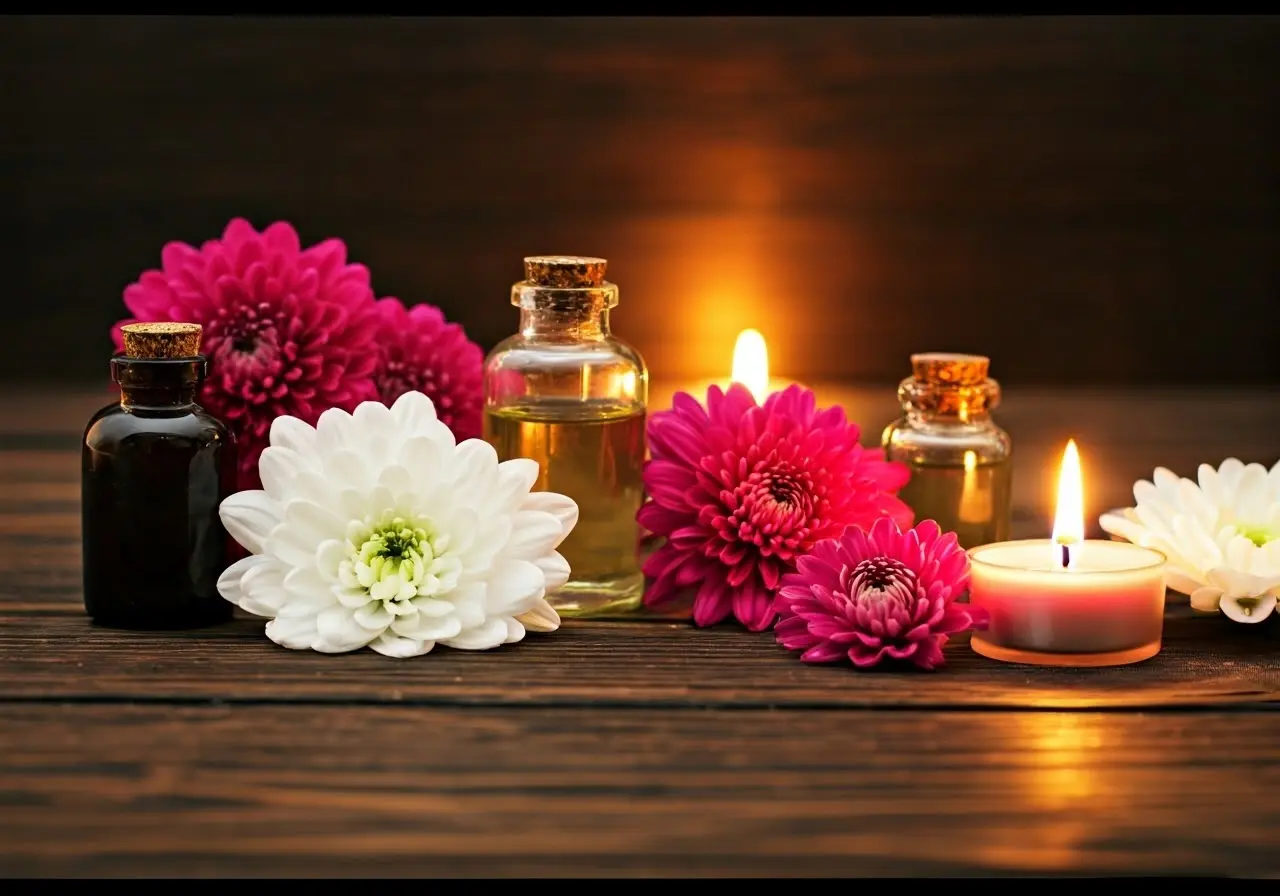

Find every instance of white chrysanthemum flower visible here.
[216,391,576,657]
[1099,458,1280,624]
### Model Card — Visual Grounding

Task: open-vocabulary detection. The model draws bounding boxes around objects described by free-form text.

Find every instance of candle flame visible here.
[1051,439,1085,568]
[731,328,770,404]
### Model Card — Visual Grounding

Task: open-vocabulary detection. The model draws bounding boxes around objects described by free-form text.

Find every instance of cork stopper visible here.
[121,322,203,359]
[523,256,608,289]
[901,352,998,418]
[911,352,990,386]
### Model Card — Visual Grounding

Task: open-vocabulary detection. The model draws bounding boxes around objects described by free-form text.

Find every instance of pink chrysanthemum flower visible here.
[113,217,378,488]
[371,298,484,441]
[775,517,987,671]
[639,384,914,631]
[113,218,381,491]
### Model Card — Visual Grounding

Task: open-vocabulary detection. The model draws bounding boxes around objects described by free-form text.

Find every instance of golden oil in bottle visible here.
[897,454,1014,549]
[485,401,645,614]
[482,257,648,618]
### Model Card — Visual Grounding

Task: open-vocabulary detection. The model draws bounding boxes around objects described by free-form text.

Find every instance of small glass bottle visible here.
[82,322,237,628]
[882,352,1013,549]
[483,256,648,618]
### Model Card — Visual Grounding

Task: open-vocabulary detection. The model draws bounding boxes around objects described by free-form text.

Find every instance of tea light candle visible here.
[967,439,1167,667]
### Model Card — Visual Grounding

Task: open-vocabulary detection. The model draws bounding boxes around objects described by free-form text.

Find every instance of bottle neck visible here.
[906,407,992,428]
[519,307,612,342]
[898,375,1000,427]
[111,357,205,412]
[511,281,619,344]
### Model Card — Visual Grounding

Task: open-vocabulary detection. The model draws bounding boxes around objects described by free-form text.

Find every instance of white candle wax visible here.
[967,539,1167,666]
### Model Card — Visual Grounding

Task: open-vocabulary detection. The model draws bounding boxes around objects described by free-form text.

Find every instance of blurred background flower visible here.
[113,218,483,490]
[371,298,483,442]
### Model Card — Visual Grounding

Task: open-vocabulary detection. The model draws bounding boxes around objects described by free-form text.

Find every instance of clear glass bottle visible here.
[82,322,237,628]
[483,256,648,618]
[882,352,1013,549]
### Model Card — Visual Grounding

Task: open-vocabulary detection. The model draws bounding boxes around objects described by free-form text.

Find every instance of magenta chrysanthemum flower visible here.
[371,298,483,441]
[113,218,381,491]
[639,383,914,631]
[775,517,987,670]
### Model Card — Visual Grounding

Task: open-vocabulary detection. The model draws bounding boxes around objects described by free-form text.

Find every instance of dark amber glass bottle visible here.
[81,322,237,628]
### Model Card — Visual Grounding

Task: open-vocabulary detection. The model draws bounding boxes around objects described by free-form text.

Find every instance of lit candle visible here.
[966,439,1168,667]
[653,329,797,409]
[728,328,794,403]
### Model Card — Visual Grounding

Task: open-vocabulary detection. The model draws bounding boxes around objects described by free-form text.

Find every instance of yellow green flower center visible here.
[338,515,459,606]
[1239,525,1277,548]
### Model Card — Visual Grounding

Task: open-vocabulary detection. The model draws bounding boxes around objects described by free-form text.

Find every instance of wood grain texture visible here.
[2,604,1276,709]
[3,16,1279,386]
[2,704,1278,877]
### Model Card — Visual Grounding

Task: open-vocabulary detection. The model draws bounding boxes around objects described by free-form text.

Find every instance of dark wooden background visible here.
[3,15,1278,387]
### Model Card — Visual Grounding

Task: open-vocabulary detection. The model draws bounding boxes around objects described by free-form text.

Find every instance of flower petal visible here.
[486,558,546,615]
[390,389,438,435]
[440,618,509,651]
[390,612,463,642]
[1220,593,1277,624]
[281,499,347,552]
[505,510,566,559]
[216,555,274,612]
[314,605,378,653]
[446,583,488,628]
[315,539,347,580]
[514,597,561,633]
[397,436,449,493]
[258,446,306,502]
[535,551,571,591]
[322,450,373,496]
[410,595,459,617]
[264,614,320,651]
[269,414,319,462]
[498,457,540,496]
[353,602,393,631]
[520,492,579,537]
[1189,586,1223,612]
[238,560,288,617]
[219,490,281,554]
[1207,565,1280,598]
[369,632,434,658]
[314,405,356,457]
[350,400,397,460]
[452,438,500,485]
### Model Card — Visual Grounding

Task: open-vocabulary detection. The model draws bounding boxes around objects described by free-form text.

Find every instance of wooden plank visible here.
[0,603,1274,709]
[1,704,1276,877]
[3,17,1279,387]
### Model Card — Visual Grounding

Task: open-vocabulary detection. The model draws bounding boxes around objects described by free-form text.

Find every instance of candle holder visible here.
[967,539,1168,667]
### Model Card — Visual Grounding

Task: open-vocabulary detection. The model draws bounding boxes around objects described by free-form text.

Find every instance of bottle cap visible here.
[523,256,608,288]
[911,352,990,386]
[121,322,203,359]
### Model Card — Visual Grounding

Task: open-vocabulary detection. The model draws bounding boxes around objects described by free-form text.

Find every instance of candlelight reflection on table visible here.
[966,439,1168,667]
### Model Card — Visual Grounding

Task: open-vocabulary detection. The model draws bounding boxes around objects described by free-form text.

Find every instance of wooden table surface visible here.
[2,385,1278,878]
